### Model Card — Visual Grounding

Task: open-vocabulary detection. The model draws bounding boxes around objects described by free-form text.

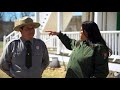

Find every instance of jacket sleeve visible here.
[57,32,79,50]
[0,42,13,77]
[93,45,109,78]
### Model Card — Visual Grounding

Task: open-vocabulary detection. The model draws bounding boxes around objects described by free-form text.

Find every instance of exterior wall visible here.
[82,12,89,22]
[43,12,72,32]
[94,12,117,31]
[107,12,117,31]
[82,12,94,22]
[65,16,82,32]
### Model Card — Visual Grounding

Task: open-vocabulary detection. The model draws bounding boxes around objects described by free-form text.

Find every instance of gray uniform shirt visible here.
[0,38,49,78]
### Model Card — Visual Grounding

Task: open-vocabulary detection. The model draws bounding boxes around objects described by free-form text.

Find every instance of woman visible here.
[46,21,111,78]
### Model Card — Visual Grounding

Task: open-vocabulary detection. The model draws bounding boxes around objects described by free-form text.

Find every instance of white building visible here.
[3,12,120,55]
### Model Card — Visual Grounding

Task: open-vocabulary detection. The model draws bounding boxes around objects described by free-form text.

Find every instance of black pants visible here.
[65,68,79,78]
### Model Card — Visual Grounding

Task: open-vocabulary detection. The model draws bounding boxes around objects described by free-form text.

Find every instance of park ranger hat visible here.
[13,16,40,31]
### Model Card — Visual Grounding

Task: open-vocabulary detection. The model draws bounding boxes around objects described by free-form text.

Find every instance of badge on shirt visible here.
[36,46,39,50]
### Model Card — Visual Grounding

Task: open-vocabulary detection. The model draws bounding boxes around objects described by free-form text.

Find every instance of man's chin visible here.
[28,37,34,40]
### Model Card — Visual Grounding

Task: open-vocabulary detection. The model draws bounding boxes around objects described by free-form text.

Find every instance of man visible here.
[0,16,49,78]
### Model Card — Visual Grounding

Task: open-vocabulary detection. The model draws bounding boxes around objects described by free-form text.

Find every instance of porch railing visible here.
[3,31,120,56]
[3,31,21,50]
[40,31,120,55]
[101,31,120,55]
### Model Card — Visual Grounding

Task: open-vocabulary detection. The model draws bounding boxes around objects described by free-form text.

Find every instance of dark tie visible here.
[25,40,32,69]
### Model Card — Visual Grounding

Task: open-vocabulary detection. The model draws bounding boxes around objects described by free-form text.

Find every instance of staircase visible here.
[3,31,21,49]
[36,12,51,32]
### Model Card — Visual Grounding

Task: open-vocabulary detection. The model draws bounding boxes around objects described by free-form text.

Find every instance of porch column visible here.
[57,12,63,54]
[34,12,40,38]
[94,12,103,31]
[103,12,107,31]
[90,12,94,21]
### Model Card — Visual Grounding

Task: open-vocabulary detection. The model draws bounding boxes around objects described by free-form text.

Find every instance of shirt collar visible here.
[20,37,34,44]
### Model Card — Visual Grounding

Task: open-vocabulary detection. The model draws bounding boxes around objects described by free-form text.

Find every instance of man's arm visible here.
[0,42,13,77]
[41,43,49,71]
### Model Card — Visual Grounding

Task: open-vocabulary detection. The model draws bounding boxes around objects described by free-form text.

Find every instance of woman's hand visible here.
[45,31,59,36]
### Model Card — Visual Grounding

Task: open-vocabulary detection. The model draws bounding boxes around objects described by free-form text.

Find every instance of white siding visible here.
[107,12,117,30]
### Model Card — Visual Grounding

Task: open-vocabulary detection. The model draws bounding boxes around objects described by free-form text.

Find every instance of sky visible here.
[3,12,22,21]
[3,12,34,21]
[3,12,82,21]
[73,12,82,16]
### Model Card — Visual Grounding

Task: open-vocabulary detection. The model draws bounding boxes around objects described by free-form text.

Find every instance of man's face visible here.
[20,24,35,40]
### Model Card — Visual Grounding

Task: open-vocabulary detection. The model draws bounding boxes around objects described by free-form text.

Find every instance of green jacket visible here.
[57,32,109,78]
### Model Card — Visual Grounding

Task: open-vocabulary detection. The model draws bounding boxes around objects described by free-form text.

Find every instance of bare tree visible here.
[0,12,34,21]
[0,12,4,21]
[20,12,34,17]
[7,12,18,21]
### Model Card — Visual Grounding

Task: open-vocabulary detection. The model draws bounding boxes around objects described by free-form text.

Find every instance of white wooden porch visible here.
[3,31,120,56]
[39,31,120,55]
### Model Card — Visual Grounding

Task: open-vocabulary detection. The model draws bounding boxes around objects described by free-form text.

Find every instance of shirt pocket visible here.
[13,52,21,57]
[33,51,42,56]
[12,51,24,65]
[33,50,43,60]
[32,51,43,67]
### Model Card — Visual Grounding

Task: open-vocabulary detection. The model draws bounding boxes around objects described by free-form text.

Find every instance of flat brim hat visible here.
[13,16,40,31]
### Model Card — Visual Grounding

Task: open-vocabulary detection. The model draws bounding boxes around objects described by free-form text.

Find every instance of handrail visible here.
[3,31,21,50]
[100,31,120,33]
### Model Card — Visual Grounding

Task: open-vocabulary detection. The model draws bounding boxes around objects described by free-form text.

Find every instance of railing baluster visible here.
[112,33,114,54]
[118,34,120,55]
[115,33,117,55]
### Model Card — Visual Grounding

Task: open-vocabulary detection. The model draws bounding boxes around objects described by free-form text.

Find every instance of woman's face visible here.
[80,27,88,41]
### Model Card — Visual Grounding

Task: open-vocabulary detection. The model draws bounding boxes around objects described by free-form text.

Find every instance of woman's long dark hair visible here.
[82,21,112,55]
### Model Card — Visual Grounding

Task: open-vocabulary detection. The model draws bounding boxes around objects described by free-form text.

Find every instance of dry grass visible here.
[42,66,66,78]
[0,66,66,78]
[0,70,11,78]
